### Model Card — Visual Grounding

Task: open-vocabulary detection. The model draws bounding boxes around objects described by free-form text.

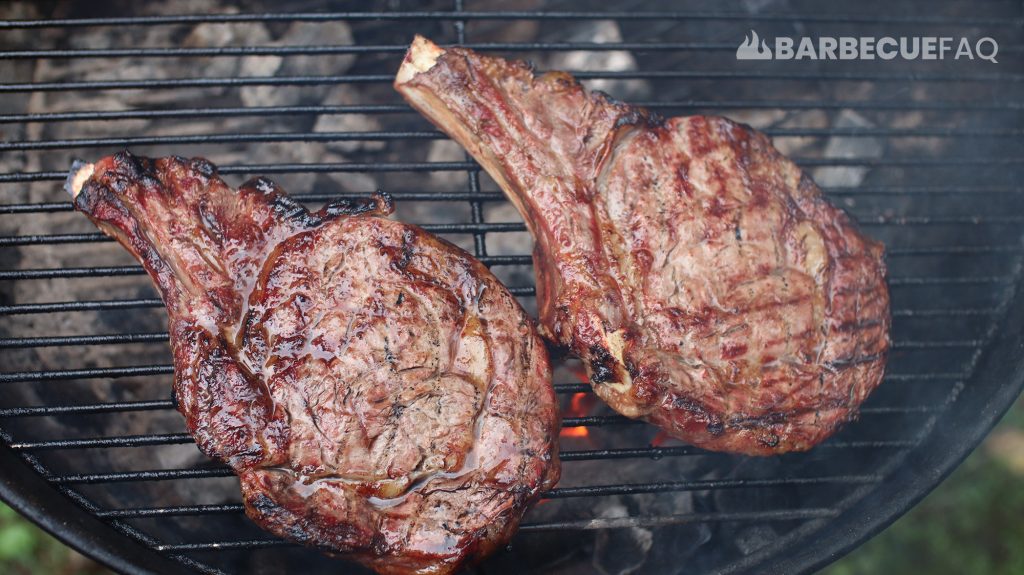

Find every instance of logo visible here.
[736,30,772,60]
[736,30,998,63]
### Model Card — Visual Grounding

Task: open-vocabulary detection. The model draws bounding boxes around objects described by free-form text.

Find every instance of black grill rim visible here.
[0,441,189,575]
[1,3,1023,575]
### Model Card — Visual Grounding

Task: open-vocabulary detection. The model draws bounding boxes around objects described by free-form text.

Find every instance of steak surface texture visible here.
[69,152,560,575]
[395,36,890,455]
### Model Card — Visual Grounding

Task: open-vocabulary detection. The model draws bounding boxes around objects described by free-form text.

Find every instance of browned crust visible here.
[72,151,560,574]
[396,37,890,456]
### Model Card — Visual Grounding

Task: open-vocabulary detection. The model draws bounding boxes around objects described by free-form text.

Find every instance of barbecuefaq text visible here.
[737,31,999,63]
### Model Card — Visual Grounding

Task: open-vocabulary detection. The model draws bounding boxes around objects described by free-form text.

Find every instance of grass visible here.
[824,394,1024,575]
[1,396,1022,574]
[0,504,109,575]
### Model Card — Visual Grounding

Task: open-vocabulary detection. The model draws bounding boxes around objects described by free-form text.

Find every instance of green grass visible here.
[825,394,1024,575]
[2,396,1023,574]
[0,504,109,575]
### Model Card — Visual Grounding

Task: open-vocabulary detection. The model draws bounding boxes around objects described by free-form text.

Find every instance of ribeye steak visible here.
[69,152,560,575]
[395,36,890,455]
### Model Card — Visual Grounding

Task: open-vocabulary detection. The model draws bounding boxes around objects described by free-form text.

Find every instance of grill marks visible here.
[71,152,559,575]
[395,37,891,455]
[578,115,846,422]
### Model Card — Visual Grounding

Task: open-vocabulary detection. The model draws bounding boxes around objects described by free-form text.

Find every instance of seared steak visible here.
[69,152,560,575]
[395,37,890,455]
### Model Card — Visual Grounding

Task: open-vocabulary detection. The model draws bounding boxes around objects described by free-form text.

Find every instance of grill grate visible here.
[1,1,1023,574]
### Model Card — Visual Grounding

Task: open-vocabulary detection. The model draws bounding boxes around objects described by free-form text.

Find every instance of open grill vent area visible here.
[1,1,1023,574]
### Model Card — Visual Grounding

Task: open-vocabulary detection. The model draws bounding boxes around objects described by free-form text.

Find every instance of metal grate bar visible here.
[4,231,1019,256]
[14,270,984,288]
[8,42,1024,61]
[769,127,1024,138]
[861,406,943,414]
[4,228,1024,252]
[0,105,412,124]
[8,433,192,450]
[1,201,79,214]
[96,504,244,519]
[6,434,915,455]
[0,299,995,318]
[561,406,946,422]
[0,267,538,283]
[0,388,594,417]
[6,157,1023,183]
[0,42,772,60]
[857,215,1024,224]
[545,476,881,499]
[891,307,998,317]
[3,187,1021,216]
[563,446,704,460]
[574,407,936,424]
[0,400,175,417]
[154,539,291,552]
[0,162,478,183]
[1,99,1018,126]
[805,158,1024,167]
[0,375,957,417]
[889,275,1011,286]
[560,416,658,427]
[0,266,144,280]
[553,383,590,394]
[505,441,913,462]
[0,268,536,284]
[825,186,1024,195]
[48,461,877,491]
[51,468,234,485]
[517,509,841,532]
[0,310,992,347]
[0,192,510,215]
[891,340,982,349]
[146,508,840,552]
[3,71,1019,95]
[1,223,1020,248]
[884,373,963,382]
[0,399,937,415]
[2,11,1019,27]
[0,365,174,384]
[0,333,168,349]
[0,229,532,247]
[0,365,964,385]
[5,42,1023,60]
[0,298,164,315]
[887,246,1024,256]
[3,127,1023,153]
[0,131,444,152]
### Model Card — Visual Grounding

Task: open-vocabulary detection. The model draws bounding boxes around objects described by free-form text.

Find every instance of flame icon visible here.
[736,30,772,60]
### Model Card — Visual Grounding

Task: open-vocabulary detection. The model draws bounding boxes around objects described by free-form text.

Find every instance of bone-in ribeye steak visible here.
[69,152,560,575]
[395,36,890,455]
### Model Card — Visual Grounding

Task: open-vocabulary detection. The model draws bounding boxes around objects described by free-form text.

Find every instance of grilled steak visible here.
[395,36,890,455]
[69,152,560,575]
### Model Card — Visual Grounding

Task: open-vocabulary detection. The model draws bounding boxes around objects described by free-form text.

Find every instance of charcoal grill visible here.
[1,1,1023,574]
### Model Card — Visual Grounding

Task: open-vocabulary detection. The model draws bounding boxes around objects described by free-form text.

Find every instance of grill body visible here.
[1,1,1023,574]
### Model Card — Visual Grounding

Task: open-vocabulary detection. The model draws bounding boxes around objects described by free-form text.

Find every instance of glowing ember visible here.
[568,362,589,383]
[560,392,592,438]
[650,430,672,447]
[561,426,590,438]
